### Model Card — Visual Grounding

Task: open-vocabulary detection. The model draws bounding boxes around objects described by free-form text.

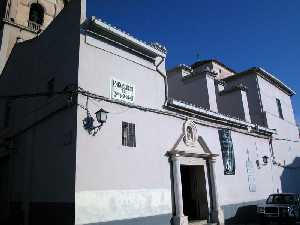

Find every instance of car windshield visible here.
[266,194,296,205]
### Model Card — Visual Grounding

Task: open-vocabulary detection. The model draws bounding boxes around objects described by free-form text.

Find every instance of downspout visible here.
[155,56,169,106]
[269,137,276,193]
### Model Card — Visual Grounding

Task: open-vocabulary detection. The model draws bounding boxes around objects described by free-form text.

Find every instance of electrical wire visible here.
[88,97,132,115]
[273,137,299,143]
[1,85,299,143]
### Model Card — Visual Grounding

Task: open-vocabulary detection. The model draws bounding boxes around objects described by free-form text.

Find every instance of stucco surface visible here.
[167,72,210,109]
[75,28,300,224]
[218,89,247,121]
[75,189,172,224]
[74,95,290,224]
[78,34,166,110]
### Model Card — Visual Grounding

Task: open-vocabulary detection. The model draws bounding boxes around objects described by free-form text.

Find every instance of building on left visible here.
[0,0,67,75]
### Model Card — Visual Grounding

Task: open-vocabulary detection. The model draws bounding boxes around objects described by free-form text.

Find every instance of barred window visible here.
[122,122,136,147]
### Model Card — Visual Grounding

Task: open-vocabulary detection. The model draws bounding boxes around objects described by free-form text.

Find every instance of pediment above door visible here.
[167,120,218,159]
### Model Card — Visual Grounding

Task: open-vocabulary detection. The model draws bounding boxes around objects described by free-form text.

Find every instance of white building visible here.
[0,1,299,225]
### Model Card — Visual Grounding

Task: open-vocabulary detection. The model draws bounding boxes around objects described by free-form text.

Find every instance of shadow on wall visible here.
[281,157,300,193]
[223,199,265,225]
[224,205,258,225]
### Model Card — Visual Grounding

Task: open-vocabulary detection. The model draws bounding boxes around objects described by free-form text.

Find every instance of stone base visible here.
[171,215,189,225]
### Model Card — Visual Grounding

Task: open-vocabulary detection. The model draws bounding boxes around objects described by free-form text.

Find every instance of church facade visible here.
[0,1,299,225]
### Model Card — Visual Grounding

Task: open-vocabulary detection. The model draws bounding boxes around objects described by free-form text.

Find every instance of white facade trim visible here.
[91,18,166,58]
[258,67,296,95]
[168,99,275,135]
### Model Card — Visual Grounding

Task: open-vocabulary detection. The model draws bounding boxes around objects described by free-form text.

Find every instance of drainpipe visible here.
[269,137,276,193]
[155,56,169,106]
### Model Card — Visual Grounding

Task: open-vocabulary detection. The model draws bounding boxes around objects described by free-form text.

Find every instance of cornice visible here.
[224,67,296,96]
[220,84,248,95]
[82,17,167,59]
[191,59,236,74]
[182,70,217,81]
[167,98,275,136]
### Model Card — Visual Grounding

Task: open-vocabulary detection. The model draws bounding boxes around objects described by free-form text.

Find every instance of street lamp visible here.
[83,108,108,136]
[95,108,108,124]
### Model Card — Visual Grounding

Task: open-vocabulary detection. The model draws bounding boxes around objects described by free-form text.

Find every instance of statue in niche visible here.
[184,120,198,146]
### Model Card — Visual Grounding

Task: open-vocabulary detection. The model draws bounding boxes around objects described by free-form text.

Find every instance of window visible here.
[29,3,44,25]
[122,122,136,147]
[276,98,284,119]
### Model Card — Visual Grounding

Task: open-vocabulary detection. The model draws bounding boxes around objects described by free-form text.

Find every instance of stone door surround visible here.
[168,151,219,225]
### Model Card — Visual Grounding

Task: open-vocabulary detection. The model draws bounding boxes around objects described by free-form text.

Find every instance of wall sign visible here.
[246,158,256,192]
[111,78,135,104]
[246,149,256,192]
[218,129,235,175]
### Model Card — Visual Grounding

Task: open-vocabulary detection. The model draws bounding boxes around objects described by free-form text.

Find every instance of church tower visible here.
[0,0,66,74]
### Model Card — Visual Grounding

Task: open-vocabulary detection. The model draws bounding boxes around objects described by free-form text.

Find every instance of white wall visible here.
[217,89,250,121]
[75,90,289,224]
[76,31,169,224]
[167,71,215,111]
[75,19,300,225]
[258,76,295,123]
[258,76,297,139]
[78,34,166,110]
[225,74,266,126]
[75,97,175,225]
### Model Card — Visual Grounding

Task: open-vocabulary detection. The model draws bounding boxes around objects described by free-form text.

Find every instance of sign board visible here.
[246,159,256,192]
[218,129,236,175]
[110,78,135,104]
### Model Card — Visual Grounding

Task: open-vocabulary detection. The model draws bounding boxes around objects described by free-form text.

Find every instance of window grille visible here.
[122,122,136,147]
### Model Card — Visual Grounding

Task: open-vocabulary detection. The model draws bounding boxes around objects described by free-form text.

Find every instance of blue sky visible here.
[87,0,300,123]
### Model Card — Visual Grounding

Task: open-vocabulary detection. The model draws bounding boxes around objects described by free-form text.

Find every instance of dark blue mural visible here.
[218,129,236,175]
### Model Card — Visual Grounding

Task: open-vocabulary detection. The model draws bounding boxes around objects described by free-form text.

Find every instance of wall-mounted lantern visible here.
[262,156,269,165]
[95,108,108,124]
[83,108,108,136]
